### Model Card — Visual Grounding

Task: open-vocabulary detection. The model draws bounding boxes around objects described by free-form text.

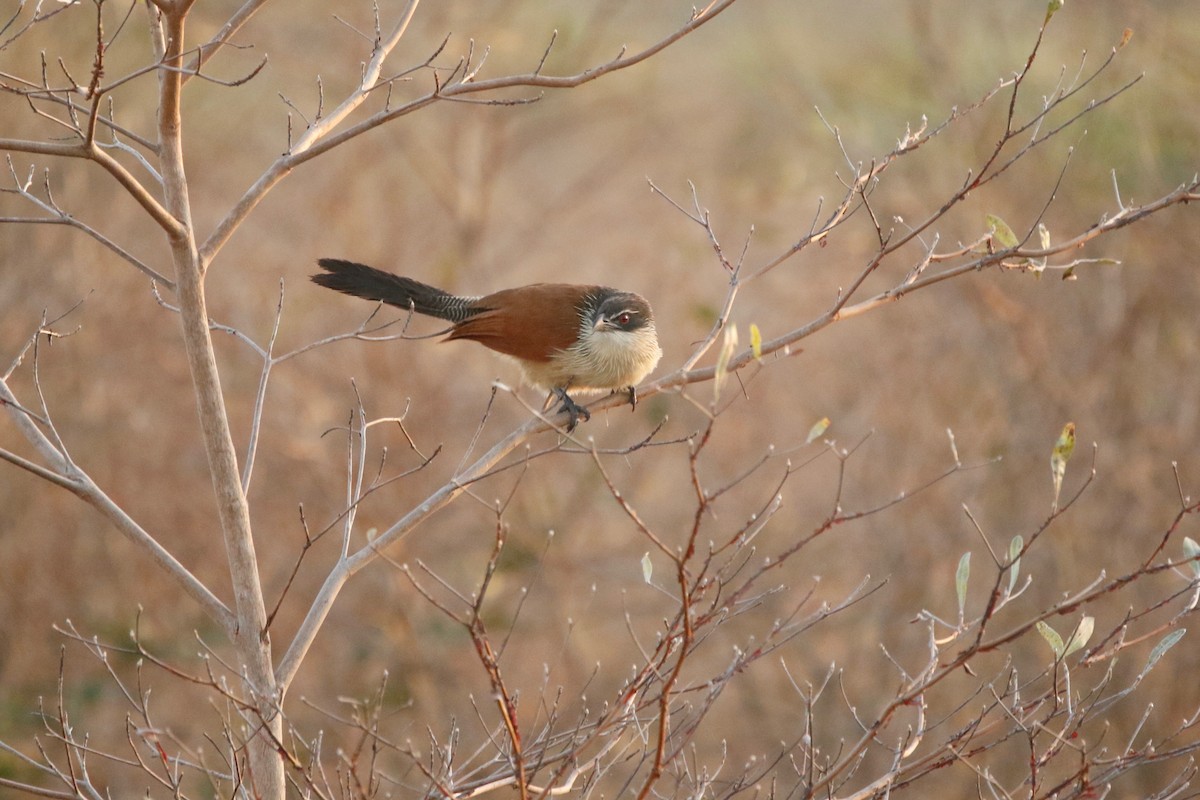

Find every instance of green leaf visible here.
[1064,616,1094,657]
[1036,620,1065,658]
[641,552,653,583]
[713,324,738,402]
[1144,629,1185,675]
[1008,534,1023,593]
[806,417,831,445]
[1183,536,1200,578]
[1046,0,1065,23]
[986,213,1019,249]
[955,552,971,615]
[1050,422,1075,511]
[750,323,763,362]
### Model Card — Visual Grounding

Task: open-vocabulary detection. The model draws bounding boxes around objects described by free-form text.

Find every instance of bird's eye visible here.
[617,312,631,326]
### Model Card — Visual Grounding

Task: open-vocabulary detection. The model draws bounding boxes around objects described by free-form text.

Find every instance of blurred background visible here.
[1,0,1198,795]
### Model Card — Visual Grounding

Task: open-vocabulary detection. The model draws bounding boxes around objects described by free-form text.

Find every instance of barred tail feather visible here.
[312,259,478,322]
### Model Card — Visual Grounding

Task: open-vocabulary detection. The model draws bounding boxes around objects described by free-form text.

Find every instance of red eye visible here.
[617,312,631,325]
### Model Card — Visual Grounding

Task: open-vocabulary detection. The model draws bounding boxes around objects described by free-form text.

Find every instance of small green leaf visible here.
[955,552,971,615]
[1008,534,1023,593]
[1045,0,1065,24]
[805,417,831,444]
[1064,616,1094,657]
[1145,629,1185,675]
[713,325,738,402]
[1050,422,1075,512]
[1183,536,1200,578]
[750,323,763,362]
[986,213,1019,249]
[641,552,653,583]
[1036,620,1065,658]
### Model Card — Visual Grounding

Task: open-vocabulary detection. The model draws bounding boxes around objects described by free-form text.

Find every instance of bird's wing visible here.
[446,284,600,362]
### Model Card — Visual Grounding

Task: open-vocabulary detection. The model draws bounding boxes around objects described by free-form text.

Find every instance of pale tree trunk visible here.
[150,6,283,797]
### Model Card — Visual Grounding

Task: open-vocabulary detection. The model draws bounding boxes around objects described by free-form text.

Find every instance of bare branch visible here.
[0,136,183,237]
[199,0,739,265]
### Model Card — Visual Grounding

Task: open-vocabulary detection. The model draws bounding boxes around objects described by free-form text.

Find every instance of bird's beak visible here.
[593,315,614,332]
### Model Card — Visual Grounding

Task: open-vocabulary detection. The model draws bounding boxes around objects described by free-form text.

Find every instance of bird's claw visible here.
[608,386,638,411]
[552,388,591,433]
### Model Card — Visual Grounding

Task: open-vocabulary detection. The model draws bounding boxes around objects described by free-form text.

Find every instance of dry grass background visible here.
[1,1,1198,796]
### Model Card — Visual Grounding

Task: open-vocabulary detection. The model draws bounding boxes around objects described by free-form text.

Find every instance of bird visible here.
[311,258,662,431]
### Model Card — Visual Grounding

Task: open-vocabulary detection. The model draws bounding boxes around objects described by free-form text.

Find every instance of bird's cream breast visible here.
[540,325,662,392]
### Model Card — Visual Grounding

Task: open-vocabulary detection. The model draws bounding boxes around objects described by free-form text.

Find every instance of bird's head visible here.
[589,291,655,336]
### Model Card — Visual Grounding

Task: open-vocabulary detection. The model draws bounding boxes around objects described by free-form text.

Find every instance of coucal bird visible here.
[311,258,663,431]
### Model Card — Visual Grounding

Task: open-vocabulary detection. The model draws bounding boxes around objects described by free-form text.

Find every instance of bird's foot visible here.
[552,387,591,432]
[610,386,638,411]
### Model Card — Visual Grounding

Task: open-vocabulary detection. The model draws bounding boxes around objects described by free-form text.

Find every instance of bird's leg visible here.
[606,386,638,410]
[551,387,591,432]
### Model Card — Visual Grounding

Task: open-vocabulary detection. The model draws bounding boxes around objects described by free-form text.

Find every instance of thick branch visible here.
[182,0,272,81]
[0,137,183,239]
[1,379,234,629]
[275,413,547,692]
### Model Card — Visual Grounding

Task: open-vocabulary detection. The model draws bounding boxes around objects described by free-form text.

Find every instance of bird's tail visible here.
[312,259,480,323]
